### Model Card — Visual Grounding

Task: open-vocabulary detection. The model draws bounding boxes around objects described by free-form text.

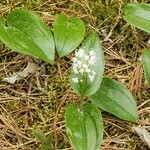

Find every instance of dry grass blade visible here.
[0,0,149,150]
[132,126,150,148]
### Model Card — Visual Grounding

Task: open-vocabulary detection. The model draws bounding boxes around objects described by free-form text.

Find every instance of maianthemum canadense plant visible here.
[123,3,150,86]
[0,9,139,150]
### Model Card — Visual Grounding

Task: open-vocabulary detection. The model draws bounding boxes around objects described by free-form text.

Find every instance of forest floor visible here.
[0,0,150,150]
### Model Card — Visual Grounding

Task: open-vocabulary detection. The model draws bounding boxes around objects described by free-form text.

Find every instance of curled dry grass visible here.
[0,0,150,150]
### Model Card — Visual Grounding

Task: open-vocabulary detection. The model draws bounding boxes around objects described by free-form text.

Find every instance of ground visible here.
[0,0,150,150]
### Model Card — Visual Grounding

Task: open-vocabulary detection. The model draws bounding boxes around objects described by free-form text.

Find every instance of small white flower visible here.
[75,48,85,58]
[89,74,95,81]
[89,70,96,81]
[91,70,96,76]
[72,77,79,83]
[90,55,96,60]
[79,68,84,74]
[73,63,78,68]
[89,59,96,65]
[84,54,89,61]
[89,50,96,56]
[77,60,82,66]
[73,66,79,74]
[72,48,97,82]
[85,68,91,73]
[89,54,96,65]
[82,64,88,69]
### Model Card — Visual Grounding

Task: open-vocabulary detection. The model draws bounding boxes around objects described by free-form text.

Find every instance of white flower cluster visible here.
[72,48,96,83]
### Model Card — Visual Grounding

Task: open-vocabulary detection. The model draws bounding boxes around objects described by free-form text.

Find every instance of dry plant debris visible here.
[132,126,150,148]
[0,0,150,150]
[3,62,39,84]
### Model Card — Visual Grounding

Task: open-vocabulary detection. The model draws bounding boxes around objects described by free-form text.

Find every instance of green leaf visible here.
[142,49,150,85]
[90,77,138,122]
[32,129,46,143]
[41,134,52,150]
[0,9,55,63]
[123,3,150,33]
[54,13,85,57]
[33,129,52,150]
[0,27,51,62]
[70,32,105,96]
[65,103,103,150]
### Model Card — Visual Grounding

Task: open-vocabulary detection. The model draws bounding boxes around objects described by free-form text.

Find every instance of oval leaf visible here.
[123,3,150,33]
[70,32,105,96]
[90,77,138,122]
[0,9,55,63]
[65,103,103,150]
[142,49,150,85]
[0,24,51,62]
[54,13,85,57]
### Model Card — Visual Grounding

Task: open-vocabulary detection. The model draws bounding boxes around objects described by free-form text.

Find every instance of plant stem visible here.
[80,96,84,108]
